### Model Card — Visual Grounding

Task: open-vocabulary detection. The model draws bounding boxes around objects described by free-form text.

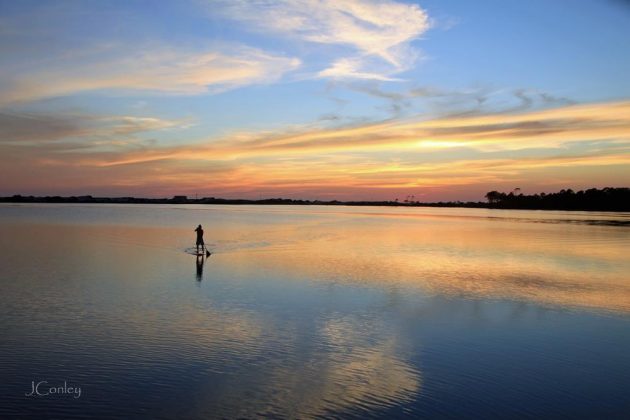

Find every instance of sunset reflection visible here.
[2,204,630,418]
[205,208,630,314]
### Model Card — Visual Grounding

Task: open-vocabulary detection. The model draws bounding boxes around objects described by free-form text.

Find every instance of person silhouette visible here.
[195,224,204,253]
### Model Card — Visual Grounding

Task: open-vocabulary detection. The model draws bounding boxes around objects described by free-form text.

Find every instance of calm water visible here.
[1,204,629,418]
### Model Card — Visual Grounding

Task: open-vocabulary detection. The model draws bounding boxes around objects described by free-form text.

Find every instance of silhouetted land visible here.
[484,188,629,211]
[1,188,628,211]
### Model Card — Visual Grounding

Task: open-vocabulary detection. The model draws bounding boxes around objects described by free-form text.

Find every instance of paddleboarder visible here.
[195,224,205,253]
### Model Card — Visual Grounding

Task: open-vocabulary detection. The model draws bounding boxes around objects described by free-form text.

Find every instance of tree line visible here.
[484,187,629,211]
[2,187,628,211]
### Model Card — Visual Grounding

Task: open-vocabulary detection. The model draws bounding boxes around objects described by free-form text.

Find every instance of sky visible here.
[1,0,629,201]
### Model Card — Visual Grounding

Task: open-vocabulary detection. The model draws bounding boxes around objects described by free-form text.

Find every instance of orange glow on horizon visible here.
[1,100,629,200]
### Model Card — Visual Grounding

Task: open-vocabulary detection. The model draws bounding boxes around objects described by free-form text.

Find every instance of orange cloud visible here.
[88,100,630,168]
[1,101,629,199]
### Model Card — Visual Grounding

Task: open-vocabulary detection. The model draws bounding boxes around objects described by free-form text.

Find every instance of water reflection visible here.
[196,255,204,282]
[252,249,630,314]
[182,314,421,418]
[1,204,630,418]
[274,317,420,418]
[3,205,629,314]
[214,218,630,313]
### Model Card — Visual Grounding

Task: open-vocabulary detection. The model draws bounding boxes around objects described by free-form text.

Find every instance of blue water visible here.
[0,204,629,418]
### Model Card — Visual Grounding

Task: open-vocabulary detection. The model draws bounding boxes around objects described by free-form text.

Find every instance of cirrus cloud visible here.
[212,0,430,81]
[0,44,300,105]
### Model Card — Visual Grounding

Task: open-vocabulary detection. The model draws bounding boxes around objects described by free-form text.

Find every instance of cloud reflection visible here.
[216,209,630,314]
[210,316,421,418]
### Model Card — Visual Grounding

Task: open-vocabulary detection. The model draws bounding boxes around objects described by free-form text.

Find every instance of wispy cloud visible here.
[338,82,577,118]
[0,44,300,105]
[213,0,430,80]
[0,111,185,151]
[87,100,630,165]
[3,100,628,199]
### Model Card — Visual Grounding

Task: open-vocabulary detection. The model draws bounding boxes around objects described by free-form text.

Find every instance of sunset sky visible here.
[1,0,629,201]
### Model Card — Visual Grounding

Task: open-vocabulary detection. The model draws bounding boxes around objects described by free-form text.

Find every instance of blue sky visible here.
[1,0,629,199]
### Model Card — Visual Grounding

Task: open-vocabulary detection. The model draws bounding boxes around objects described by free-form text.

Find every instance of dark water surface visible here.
[1,204,629,418]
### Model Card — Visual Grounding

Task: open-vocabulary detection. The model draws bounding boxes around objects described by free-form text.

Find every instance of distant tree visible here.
[484,187,629,211]
[485,191,501,204]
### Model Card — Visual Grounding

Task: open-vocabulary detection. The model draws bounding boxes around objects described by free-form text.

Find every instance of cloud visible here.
[213,0,430,80]
[0,44,300,105]
[318,57,405,81]
[0,112,83,143]
[0,111,184,151]
[2,100,629,199]
[89,100,630,166]
[340,83,578,118]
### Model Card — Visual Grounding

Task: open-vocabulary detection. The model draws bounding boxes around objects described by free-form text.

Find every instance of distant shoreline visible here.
[2,187,628,212]
[0,194,491,208]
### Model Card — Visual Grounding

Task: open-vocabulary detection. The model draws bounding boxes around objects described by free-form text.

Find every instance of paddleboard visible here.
[185,247,212,257]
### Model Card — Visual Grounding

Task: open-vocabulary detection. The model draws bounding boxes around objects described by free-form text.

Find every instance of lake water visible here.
[1,203,629,418]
